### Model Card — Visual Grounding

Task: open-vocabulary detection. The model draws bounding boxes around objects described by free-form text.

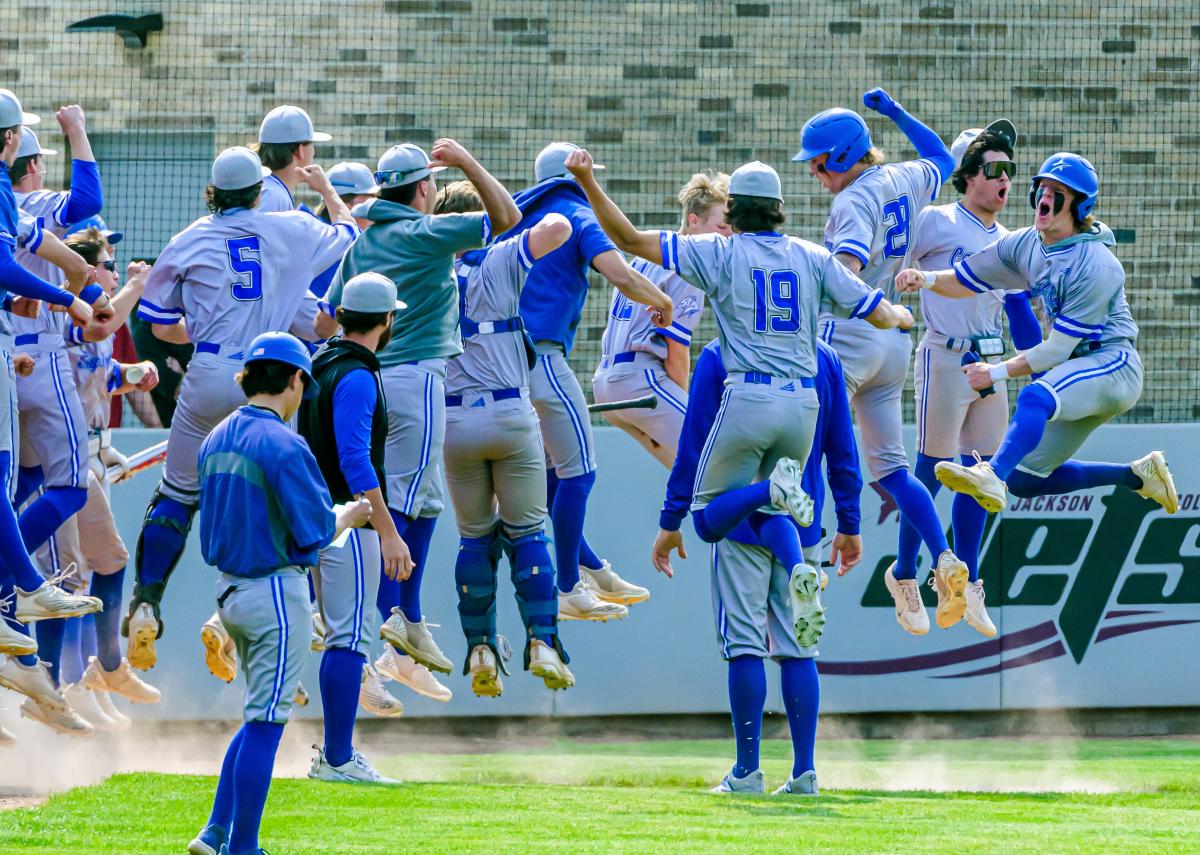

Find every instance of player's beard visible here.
[376,324,393,352]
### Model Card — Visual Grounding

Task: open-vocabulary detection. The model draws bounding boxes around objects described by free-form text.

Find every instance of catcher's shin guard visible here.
[454,532,508,675]
[122,488,196,638]
[508,531,569,670]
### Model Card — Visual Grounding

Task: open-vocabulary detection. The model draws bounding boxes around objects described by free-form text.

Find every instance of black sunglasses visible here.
[100,260,117,272]
[981,161,1016,180]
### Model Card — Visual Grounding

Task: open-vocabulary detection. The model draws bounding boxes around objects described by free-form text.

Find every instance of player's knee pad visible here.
[130,489,196,618]
[507,531,566,666]
[454,532,501,661]
[1006,469,1047,498]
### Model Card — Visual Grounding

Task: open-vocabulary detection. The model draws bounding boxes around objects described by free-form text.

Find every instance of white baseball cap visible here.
[258,105,332,145]
[952,119,1018,169]
[728,161,783,202]
[211,146,270,191]
[0,89,39,127]
[341,272,408,314]
[375,143,445,189]
[534,141,604,183]
[17,127,56,158]
[327,161,379,196]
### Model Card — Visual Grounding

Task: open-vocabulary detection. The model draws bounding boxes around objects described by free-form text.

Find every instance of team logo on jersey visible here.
[676,296,699,315]
[950,246,966,267]
[1031,276,1060,315]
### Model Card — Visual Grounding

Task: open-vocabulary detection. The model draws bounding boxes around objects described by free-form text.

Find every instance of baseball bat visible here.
[106,440,168,483]
[588,394,658,413]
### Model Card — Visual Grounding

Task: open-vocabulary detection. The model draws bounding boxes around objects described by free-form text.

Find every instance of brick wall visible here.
[6,1,1197,420]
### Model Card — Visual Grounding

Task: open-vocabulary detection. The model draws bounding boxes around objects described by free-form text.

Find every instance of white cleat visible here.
[788,564,826,648]
[0,725,14,747]
[931,550,970,629]
[311,610,327,653]
[1132,451,1178,514]
[82,656,161,704]
[884,563,929,636]
[528,639,574,691]
[374,646,452,702]
[63,682,122,732]
[0,656,68,707]
[20,696,94,736]
[294,682,310,708]
[580,560,649,605]
[773,770,819,796]
[468,644,503,698]
[308,746,399,784]
[379,610,453,674]
[934,458,1007,514]
[0,619,38,656]
[14,582,102,624]
[359,664,404,717]
[201,612,238,683]
[125,603,160,672]
[963,580,997,638]
[90,687,132,731]
[557,578,629,622]
[769,457,815,526]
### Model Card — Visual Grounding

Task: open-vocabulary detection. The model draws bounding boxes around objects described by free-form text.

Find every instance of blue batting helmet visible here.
[243,332,319,399]
[792,108,872,174]
[1028,152,1099,220]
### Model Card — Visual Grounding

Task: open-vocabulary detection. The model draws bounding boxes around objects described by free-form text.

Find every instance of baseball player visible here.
[502,141,673,621]
[324,138,521,684]
[310,162,379,299]
[298,272,414,781]
[186,332,375,855]
[592,172,728,467]
[889,121,1045,638]
[123,146,357,674]
[437,181,575,696]
[792,88,976,624]
[896,152,1178,518]
[652,337,862,795]
[251,105,332,214]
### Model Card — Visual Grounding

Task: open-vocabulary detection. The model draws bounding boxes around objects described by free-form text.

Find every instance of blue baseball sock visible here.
[18,486,86,553]
[398,515,436,623]
[550,466,606,571]
[952,455,990,582]
[748,513,804,570]
[549,471,594,592]
[12,465,43,508]
[376,510,410,623]
[895,454,945,579]
[0,454,46,592]
[319,647,365,768]
[227,720,285,855]
[727,654,766,778]
[780,657,820,778]
[206,724,246,833]
[80,613,98,667]
[695,482,772,542]
[59,617,85,685]
[879,469,948,577]
[990,384,1056,481]
[137,496,193,587]
[1008,461,1141,497]
[90,569,125,671]
[35,618,66,685]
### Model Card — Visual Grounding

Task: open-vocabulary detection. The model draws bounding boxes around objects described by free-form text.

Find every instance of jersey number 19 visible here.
[752,268,800,335]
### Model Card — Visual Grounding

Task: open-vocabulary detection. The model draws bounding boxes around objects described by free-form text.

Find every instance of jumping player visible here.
[592,171,728,466]
[252,105,332,213]
[896,152,1178,517]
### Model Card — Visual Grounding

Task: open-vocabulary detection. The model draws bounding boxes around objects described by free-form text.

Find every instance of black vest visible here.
[299,338,388,507]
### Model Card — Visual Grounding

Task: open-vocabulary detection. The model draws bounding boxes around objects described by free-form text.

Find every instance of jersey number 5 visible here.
[752,269,801,334]
[882,194,911,258]
[226,236,263,302]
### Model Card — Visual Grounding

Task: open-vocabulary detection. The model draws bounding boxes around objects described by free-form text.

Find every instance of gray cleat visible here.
[773,769,819,796]
[710,768,765,794]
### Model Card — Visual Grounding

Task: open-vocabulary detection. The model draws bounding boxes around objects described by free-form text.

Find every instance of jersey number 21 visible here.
[882,195,911,258]
[226,235,263,302]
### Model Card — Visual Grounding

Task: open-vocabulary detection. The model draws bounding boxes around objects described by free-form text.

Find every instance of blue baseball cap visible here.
[67,215,123,245]
[243,332,319,399]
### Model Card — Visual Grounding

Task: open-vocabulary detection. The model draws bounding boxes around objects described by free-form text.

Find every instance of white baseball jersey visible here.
[70,338,116,430]
[822,159,943,305]
[137,209,357,347]
[446,232,534,396]
[658,230,879,378]
[954,222,1137,343]
[910,202,1010,339]
[14,189,72,287]
[599,258,703,362]
[257,174,296,213]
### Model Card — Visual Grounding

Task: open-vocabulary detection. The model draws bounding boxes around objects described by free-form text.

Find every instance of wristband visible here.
[922,271,937,290]
[79,283,104,305]
[988,362,1010,383]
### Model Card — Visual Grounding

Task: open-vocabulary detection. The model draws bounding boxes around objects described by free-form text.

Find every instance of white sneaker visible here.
[0,619,38,656]
[931,550,970,629]
[963,580,997,638]
[82,656,161,704]
[359,664,404,717]
[557,578,628,622]
[374,646,452,702]
[125,603,160,671]
[63,682,122,731]
[0,725,14,747]
[14,582,102,624]
[311,610,327,653]
[294,682,310,707]
[379,610,453,674]
[90,687,132,731]
[200,612,238,683]
[468,644,503,698]
[788,564,826,648]
[884,563,929,636]
[934,458,1007,514]
[580,561,650,605]
[0,656,67,707]
[529,639,574,690]
[20,696,94,736]
[710,768,764,794]
[769,457,815,526]
[308,746,399,784]
[1132,451,1178,514]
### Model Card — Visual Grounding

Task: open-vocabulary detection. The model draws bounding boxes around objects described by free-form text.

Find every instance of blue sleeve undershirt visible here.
[332,368,380,495]
[660,344,726,531]
[63,160,103,224]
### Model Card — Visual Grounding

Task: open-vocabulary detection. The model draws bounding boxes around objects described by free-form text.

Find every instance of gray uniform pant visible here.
[16,348,87,489]
[316,528,381,657]
[443,393,546,540]
[820,318,913,479]
[0,346,17,497]
[160,354,246,504]
[379,360,446,519]
[592,354,688,469]
[217,567,311,724]
[710,538,814,661]
[530,346,595,479]
[914,332,1009,460]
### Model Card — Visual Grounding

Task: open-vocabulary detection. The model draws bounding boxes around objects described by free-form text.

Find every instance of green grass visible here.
[2,738,1199,854]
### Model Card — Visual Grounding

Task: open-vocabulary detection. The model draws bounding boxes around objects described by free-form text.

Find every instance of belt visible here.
[935,332,1004,356]
[445,387,522,407]
[461,316,523,337]
[195,341,244,359]
[86,428,112,459]
[13,332,65,351]
[599,350,659,371]
[729,371,816,389]
[1071,337,1135,359]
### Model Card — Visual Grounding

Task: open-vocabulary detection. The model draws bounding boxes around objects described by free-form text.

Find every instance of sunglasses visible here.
[981,161,1016,180]
[99,260,116,272]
